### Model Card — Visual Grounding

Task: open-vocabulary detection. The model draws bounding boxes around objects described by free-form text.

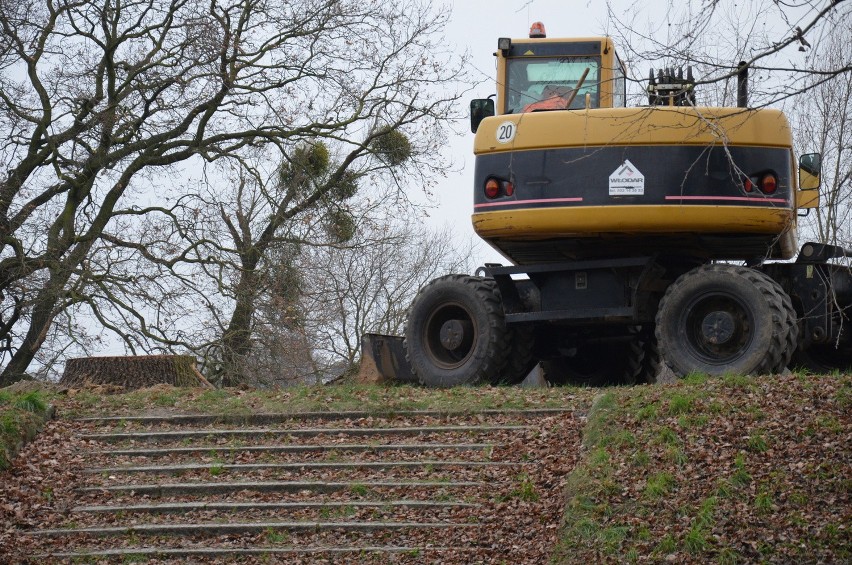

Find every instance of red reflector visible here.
[485,179,500,199]
[743,178,753,192]
[505,182,514,196]
[761,174,777,194]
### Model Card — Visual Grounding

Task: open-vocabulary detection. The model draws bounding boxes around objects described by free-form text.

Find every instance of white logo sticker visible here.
[496,121,516,144]
[609,159,645,196]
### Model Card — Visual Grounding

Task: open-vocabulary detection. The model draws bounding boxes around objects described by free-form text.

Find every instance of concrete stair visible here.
[19,407,581,563]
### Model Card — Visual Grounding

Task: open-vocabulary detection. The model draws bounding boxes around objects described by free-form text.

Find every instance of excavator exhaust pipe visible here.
[737,61,748,108]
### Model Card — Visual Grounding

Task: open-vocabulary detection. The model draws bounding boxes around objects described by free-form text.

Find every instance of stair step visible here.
[76,480,484,496]
[80,424,529,443]
[77,407,571,425]
[85,460,506,475]
[7,402,581,562]
[95,442,496,457]
[31,520,475,537]
[43,545,470,559]
[73,500,480,515]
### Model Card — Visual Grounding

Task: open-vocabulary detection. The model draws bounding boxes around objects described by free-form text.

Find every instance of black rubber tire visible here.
[623,326,648,385]
[541,331,644,387]
[404,274,510,387]
[492,324,536,385]
[636,327,662,384]
[655,264,788,377]
[755,271,798,373]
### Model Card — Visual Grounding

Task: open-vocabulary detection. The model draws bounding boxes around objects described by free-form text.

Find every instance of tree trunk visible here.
[0,277,63,387]
[219,263,259,387]
[60,355,212,390]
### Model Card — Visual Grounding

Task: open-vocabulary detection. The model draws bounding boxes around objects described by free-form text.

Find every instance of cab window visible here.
[505,56,601,113]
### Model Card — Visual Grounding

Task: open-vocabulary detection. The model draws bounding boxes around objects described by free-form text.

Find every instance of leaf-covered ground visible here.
[554,372,851,564]
[0,374,849,563]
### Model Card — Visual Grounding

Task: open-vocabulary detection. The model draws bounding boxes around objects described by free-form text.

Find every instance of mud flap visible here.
[357,333,418,384]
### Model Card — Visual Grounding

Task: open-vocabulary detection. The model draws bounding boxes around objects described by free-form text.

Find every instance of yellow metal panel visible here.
[797,190,820,209]
[799,169,820,190]
[504,36,613,46]
[472,205,794,238]
[475,107,793,153]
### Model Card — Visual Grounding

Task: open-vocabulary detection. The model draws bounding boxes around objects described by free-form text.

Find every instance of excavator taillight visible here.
[485,178,500,199]
[760,174,777,194]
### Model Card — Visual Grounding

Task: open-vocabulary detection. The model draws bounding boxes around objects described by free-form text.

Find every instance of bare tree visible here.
[187,136,415,386]
[605,0,852,107]
[792,17,852,247]
[0,0,463,385]
[87,123,446,386]
[293,218,477,383]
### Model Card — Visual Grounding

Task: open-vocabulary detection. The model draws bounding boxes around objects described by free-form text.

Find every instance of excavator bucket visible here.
[356,333,418,384]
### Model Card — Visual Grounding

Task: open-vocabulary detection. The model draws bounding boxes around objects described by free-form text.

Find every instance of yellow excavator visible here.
[362,23,851,386]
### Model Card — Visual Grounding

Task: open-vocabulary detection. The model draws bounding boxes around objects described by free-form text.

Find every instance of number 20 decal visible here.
[496,121,516,144]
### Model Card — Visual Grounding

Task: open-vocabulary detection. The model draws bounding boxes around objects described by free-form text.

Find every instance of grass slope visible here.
[3,373,849,563]
[0,389,53,470]
[553,373,851,564]
[56,383,595,418]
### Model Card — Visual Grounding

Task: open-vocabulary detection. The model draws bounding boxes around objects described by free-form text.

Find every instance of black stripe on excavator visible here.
[507,42,601,57]
[473,145,792,210]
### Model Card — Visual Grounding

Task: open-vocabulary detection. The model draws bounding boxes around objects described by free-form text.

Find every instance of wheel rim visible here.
[423,301,477,369]
[681,291,754,365]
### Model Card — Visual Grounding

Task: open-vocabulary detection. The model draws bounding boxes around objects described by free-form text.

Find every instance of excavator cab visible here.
[470,23,625,132]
